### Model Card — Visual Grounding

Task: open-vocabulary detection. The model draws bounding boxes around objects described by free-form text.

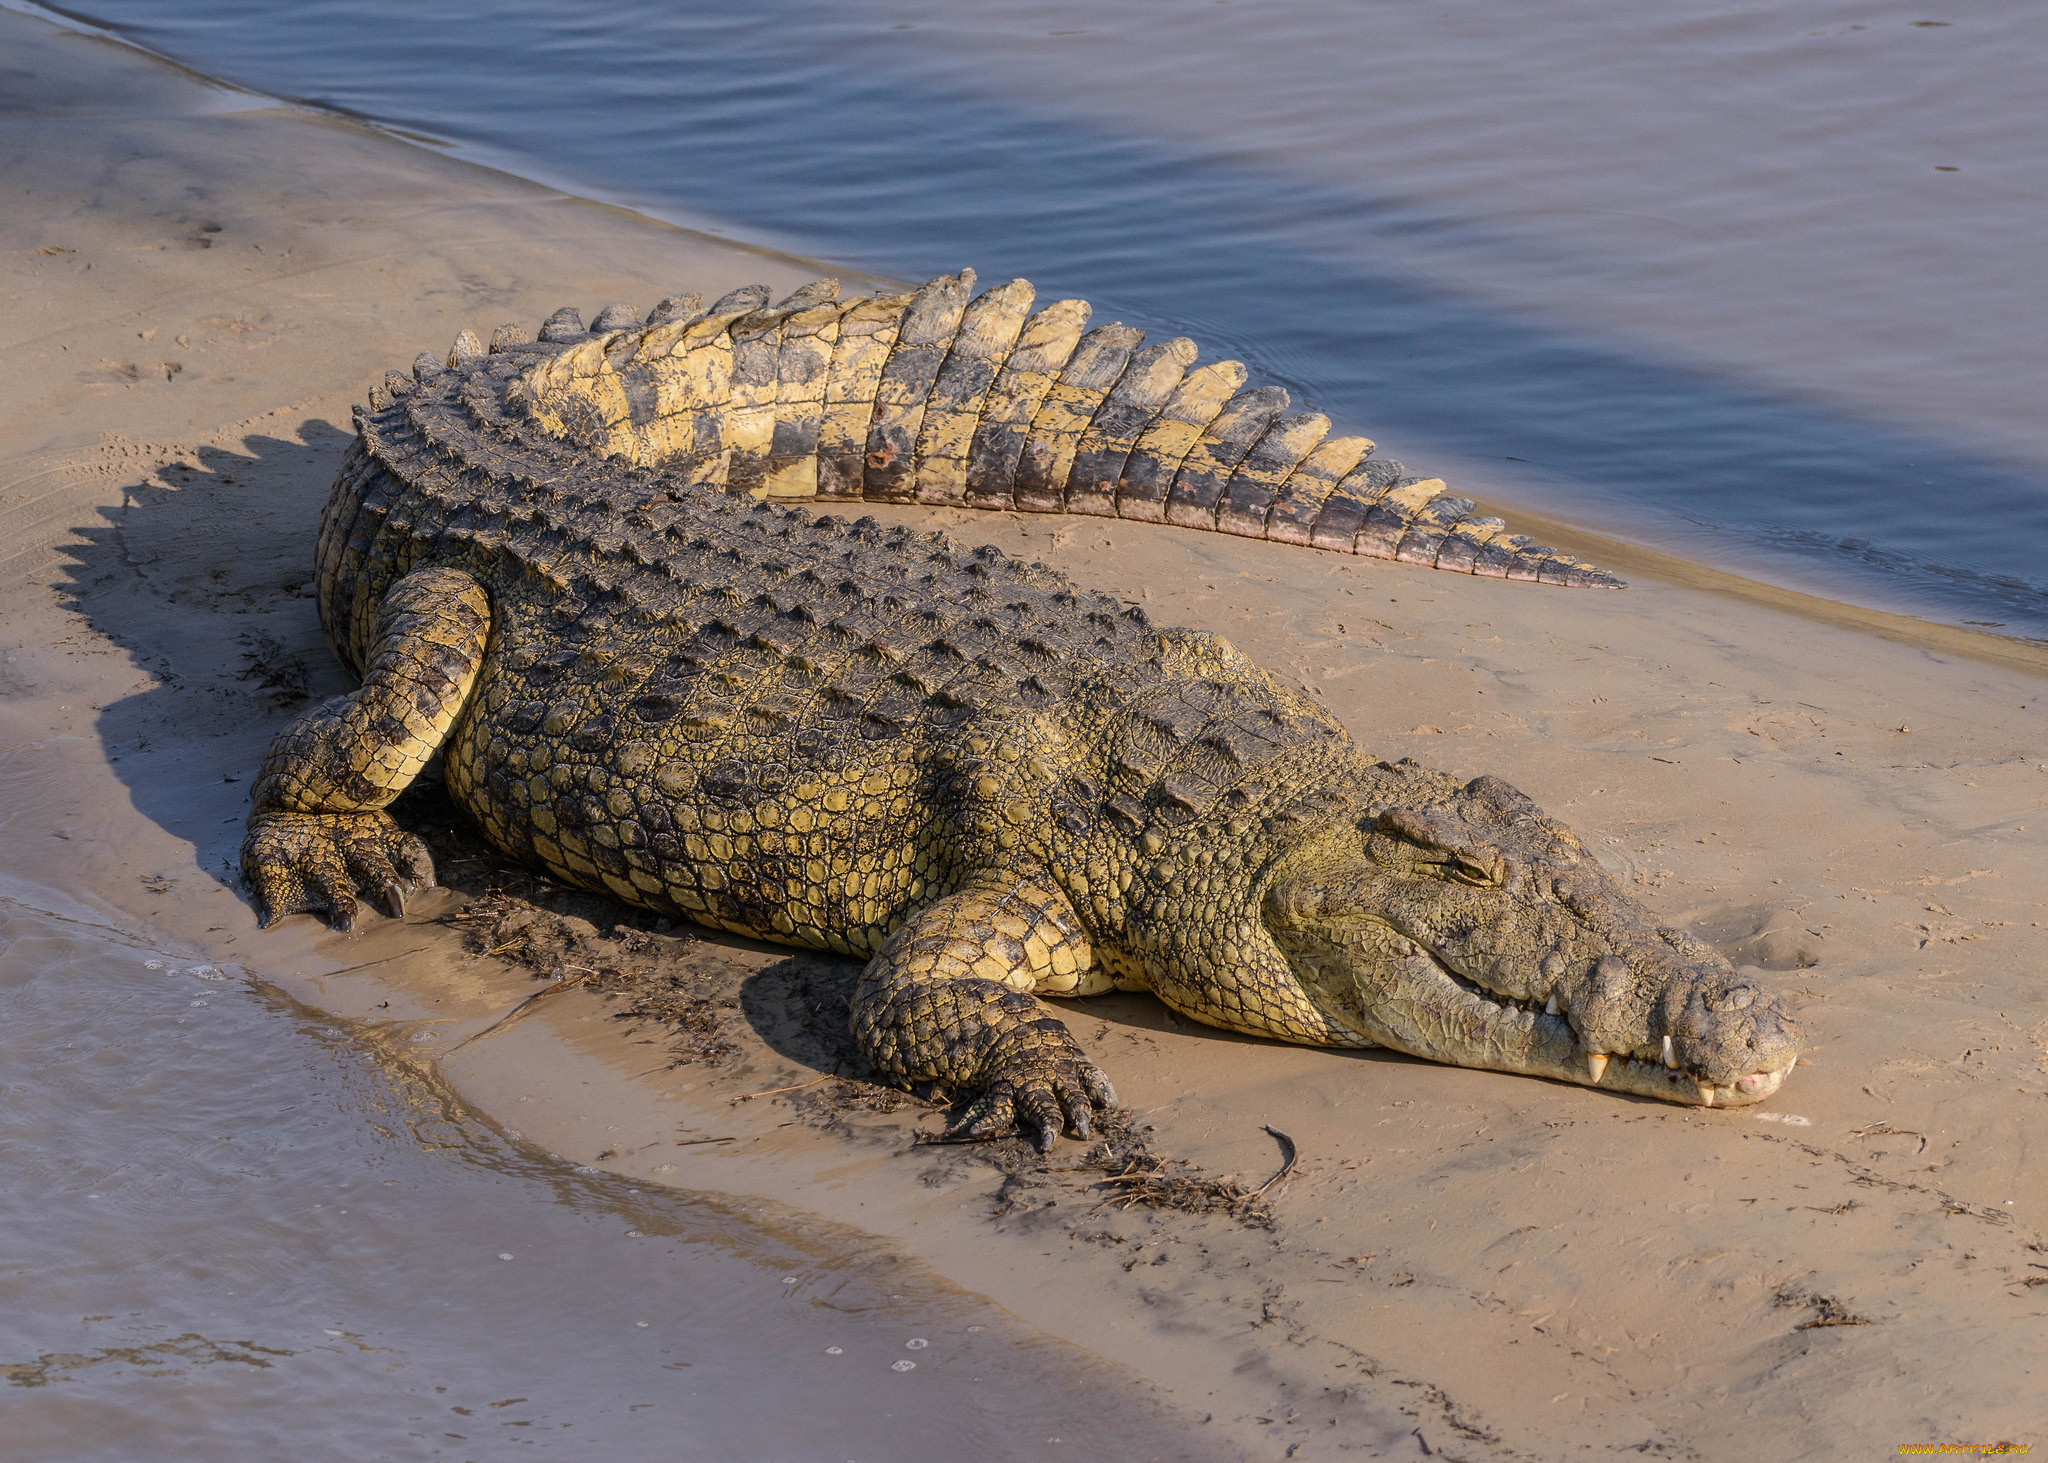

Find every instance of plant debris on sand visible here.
[1089,1124,1298,1227]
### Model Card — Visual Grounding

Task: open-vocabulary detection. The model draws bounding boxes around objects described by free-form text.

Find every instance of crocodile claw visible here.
[242,810,434,932]
[945,1019,1118,1151]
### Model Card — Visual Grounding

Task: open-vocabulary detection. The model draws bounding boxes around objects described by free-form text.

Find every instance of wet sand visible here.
[4,11,2044,1458]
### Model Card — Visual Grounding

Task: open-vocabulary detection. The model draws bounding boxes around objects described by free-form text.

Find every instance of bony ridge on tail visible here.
[246,270,1796,1151]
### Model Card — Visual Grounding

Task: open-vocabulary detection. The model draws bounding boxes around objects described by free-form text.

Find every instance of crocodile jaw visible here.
[1589,1046,1790,1107]
[1267,918,1796,1105]
[1247,768,1801,1105]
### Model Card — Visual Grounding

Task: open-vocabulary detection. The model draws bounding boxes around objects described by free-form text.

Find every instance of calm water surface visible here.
[0,871,1216,1461]
[29,0,2048,635]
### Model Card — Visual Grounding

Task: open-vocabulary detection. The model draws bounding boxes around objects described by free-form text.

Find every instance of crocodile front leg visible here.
[850,867,1118,1151]
[242,567,491,931]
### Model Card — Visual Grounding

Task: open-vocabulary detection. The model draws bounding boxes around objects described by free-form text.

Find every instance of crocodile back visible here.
[351,270,1620,596]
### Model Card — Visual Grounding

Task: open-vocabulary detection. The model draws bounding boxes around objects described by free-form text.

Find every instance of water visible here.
[0,873,1216,1461]
[24,0,2048,635]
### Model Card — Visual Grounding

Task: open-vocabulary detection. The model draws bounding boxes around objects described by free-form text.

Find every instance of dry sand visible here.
[3,11,2044,1457]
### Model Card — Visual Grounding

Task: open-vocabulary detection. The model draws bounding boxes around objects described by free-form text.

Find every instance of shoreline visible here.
[14,0,2048,652]
[4,9,2045,1457]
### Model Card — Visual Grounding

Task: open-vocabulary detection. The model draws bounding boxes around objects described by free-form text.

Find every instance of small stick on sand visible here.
[732,1073,834,1103]
[445,972,591,1052]
[323,945,433,977]
[1253,1125,1299,1196]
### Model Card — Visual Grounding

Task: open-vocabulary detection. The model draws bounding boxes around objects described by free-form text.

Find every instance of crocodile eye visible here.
[1447,857,1500,888]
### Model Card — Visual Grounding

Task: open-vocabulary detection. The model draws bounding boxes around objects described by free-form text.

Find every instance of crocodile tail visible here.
[498,270,1624,589]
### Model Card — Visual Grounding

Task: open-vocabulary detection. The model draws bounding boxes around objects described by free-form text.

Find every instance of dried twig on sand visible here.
[1091,1125,1299,1227]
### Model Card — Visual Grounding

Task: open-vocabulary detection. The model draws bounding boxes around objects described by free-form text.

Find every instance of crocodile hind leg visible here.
[242,567,492,931]
[850,867,1118,1151]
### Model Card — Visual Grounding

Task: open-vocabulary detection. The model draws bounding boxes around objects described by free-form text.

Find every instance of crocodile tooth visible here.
[1696,1081,1716,1107]
[1544,994,1560,1016]
[1662,1034,1678,1069]
[1586,1053,1609,1084]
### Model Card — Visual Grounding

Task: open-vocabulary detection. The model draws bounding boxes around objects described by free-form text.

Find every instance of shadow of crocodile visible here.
[59,427,359,899]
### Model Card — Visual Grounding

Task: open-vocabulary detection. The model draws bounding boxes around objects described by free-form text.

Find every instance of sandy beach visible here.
[4,11,2044,1457]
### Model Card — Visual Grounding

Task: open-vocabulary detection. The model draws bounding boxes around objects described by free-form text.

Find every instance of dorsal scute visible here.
[362,266,1625,591]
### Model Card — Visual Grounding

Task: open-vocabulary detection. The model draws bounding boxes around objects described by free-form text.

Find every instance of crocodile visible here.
[243,269,1799,1148]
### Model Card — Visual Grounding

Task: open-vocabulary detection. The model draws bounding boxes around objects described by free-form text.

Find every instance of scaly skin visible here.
[243,272,1798,1149]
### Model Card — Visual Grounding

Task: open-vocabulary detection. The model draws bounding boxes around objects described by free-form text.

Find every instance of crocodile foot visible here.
[241,810,435,932]
[945,1016,1119,1152]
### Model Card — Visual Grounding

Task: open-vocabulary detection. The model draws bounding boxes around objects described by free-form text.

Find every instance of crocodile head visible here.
[1260,771,1799,1105]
